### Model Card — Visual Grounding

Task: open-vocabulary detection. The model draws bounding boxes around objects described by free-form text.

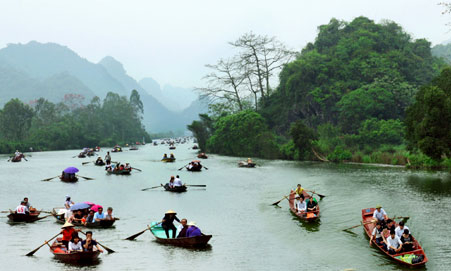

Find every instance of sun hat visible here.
[61,222,74,228]
[165,210,177,214]
[376,205,382,209]
[187,221,197,226]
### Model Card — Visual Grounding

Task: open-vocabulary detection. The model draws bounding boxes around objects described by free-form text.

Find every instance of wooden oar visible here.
[77,175,94,180]
[141,185,163,191]
[309,190,326,199]
[185,185,206,187]
[23,156,28,161]
[342,216,410,231]
[178,164,189,170]
[132,167,142,172]
[272,195,289,206]
[125,224,159,240]
[26,232,60,256]
[79,231,114,253]
[82,161,93,165]
[41,176,60,182]
[35,214,52,221]
[203,166,209,170]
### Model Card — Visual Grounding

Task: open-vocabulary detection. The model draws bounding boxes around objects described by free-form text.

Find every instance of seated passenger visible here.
[400,229,415,252]
[395,221,409,238]
[174,175,183,187]
[294,195,307,213]
[82,231,103,253]
[169,176,175,188]
[73,210,84,223]
[385,230,403,255]
[186,221,202,237]
[68,234,83,253]
[163,154,168,159]
[385,219,395,234]
[306,197,317,212]
[85,210,95,225]
[104,207,115,220]
[177,218,188,238]
[369,222,387,249]
[170,153,175,158]
[15,201,29,214]
[93,207,105,222]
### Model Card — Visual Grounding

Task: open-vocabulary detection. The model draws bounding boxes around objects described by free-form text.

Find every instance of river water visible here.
[1,143,450,270]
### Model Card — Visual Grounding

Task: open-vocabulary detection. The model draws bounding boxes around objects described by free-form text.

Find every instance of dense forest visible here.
[189,16,451,169]
[0,90,150,154]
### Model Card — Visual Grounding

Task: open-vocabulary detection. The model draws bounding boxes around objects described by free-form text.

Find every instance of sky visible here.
[0,0,449,88]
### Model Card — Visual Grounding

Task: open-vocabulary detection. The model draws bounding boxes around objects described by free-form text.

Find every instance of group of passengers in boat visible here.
[187,161,202,170]
[55,223,103,253]
[63,196,115,225]
[161,210,202,239]
[105,162,131,172]
[162,153,175,160]
[15,197,36,214]
[370,205,415,254]
[61,170,77,181]
[167,175,183,188]
[293,184,318,214]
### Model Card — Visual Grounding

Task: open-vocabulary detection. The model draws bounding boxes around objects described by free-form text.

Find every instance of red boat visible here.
[362,208,428,267]
[288,190,320,222]
[50,238,100,263]
[7,210,44,223]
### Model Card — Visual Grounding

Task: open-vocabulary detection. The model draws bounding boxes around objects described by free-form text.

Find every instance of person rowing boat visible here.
[161,210,180,239]
[372,204,389,227]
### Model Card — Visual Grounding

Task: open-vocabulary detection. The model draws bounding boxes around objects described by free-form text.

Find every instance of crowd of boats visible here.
[4,137,428,267]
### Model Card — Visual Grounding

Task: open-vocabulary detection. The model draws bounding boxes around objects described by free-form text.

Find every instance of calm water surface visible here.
[1,144,450,270]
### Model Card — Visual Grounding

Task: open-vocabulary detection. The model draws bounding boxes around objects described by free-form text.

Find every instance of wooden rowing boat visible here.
[51,209,116,228]
[197,153,208,159]
[106,169,131,175]
[7,210,43,223]
[169,146,176,150]
[162,157,176,162]
[362,208,428,267]
[10,156,23,162]
[50,238,100,263]
[150,223,212,247]
[94,161,105,166]
[238,162,256,168]
[60,175,79,183]
[163,183,187,192]
[288,190,320,222]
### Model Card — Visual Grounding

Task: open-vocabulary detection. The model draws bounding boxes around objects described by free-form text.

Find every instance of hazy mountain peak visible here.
[99,56,126,75]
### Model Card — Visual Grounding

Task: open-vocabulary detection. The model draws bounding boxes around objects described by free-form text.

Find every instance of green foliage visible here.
[0,94,149,154]
[187,114,214,151]
[206,110,279,158]
[357,118,404,147]
[405,67,451,160]
[327,146,352,162]
[261,16,443,135]
[289,120,317,159]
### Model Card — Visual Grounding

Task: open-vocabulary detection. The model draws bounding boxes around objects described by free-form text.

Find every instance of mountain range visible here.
[0,41,206,132]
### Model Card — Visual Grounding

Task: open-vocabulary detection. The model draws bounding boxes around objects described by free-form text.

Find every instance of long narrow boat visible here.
[362,208,428,267]
[238,162,256,168]
[163,183,187,192]
[288,190,320,222]
[162,157,176,162]
[50,238,100,263]
[51,209,116,228]
[149,223,212,247]
[106,169,131,175]
[60,175,79,183]
[7,210,43,223]
[10,156,23,162]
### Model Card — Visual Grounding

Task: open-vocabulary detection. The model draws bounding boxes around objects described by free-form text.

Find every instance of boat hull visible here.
[150,224,211,247]
[362,208,428,267]
[163,184,187,192]
[50,239,100,264]
[288,190,320,222]
[7,211,42,223]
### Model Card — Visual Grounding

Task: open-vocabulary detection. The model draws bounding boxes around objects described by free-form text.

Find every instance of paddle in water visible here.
[141,185,163,191]
[26,232,60,256]
[77,175,94,180]
[79,230,114,253]
[131,167,142,172]
[125,224,159,240]
[272,195,289,206]
[41,175,60,182]
[178,163,189,170]
[185,184,206,187]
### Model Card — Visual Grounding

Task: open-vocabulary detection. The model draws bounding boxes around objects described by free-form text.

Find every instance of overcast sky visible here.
[0,0,449,88]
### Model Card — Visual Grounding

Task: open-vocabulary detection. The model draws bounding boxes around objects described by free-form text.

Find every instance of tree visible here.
[405,68,451,160]
[289,120,317,159]
[130,89,144,118]
[206,110,279,158]
[187,114,213,151]
[0,99,34,140]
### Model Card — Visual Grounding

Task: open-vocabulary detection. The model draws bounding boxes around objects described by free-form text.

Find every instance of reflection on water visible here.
[406,175,451,196]
[290,212,321,232]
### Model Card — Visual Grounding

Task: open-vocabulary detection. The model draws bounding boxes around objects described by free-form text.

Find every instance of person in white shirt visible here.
[65,196,74,210]
[15,201,29,214]
[385,230,403,255]
[395,221,409,238]
[369,222,387,248]
[372,205,388,224]
[294,195,307,213]
[15,150,21,157]
[68,235,83,252]
[174,175,183,187]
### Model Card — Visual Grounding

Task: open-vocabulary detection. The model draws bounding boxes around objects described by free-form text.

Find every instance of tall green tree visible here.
[0,98,34,140]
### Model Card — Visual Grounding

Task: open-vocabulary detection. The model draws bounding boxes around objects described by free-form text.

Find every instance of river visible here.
[1,143,450,270]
